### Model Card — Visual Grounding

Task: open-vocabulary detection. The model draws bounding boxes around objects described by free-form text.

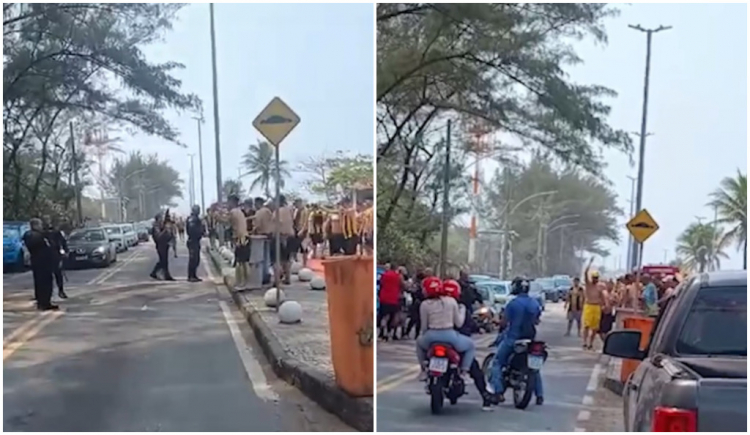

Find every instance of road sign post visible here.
[626,208,659,269]
[252,97,301,311]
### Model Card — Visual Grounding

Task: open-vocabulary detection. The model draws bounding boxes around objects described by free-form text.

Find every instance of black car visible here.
[65,228,118,268]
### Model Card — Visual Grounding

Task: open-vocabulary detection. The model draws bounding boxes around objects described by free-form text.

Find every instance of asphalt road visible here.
[376,302,607,432]
[3,241,351,432]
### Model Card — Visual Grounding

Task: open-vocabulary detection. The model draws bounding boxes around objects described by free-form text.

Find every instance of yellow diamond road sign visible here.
[626,208,660,244]
[252,97,300,147]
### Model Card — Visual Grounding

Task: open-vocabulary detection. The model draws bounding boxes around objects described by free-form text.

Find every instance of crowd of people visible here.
[203,194,373,290]
[21,216,69,310]
[563,257,682,351]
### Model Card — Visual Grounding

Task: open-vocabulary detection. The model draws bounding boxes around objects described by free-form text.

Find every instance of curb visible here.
[204,246,373,432]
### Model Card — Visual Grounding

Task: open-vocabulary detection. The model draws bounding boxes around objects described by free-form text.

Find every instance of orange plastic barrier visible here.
[322,255,374,397]
[307,258,325,275]
[620,315,655,383]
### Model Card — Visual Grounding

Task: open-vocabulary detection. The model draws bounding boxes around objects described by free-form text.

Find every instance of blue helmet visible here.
[511,276,530,295]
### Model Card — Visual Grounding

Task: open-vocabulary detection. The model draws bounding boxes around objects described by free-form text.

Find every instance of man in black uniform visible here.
[43,216,68,299]
[150,211,175,281]
[23,218,58,310]
[186,205,205,282]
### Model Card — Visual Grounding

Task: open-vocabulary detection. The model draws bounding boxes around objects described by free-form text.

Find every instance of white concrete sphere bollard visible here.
[264,288,285,308]
[309,276,326,290]
[278,300,302,324]
[298,268,314,282]
[290,261,303,275]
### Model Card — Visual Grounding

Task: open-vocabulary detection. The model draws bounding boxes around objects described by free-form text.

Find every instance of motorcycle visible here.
[481,339,548,409]
[472,305,495,333]
[425,343,466,414]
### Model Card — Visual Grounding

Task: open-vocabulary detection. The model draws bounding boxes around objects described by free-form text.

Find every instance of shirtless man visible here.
[325,207,345,256]
[582,257,604,350]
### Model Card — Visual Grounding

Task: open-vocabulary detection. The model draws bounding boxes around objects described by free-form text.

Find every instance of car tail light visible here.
[433,345,446,357]
[652,407,697,432]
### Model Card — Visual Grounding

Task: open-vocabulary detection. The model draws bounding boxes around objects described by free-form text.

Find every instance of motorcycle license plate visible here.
[428,357,448,373]
[527,355,544,370]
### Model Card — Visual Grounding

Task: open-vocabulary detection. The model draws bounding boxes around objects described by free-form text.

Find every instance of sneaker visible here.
[536,396,544,405]
[188,277,202,283]
[164,276,176,281]
[58,290,68,299]
[39,304,59,311]
[150,273,159,280]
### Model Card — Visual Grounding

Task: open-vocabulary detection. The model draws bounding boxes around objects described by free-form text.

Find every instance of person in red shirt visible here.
[378,263,404,341]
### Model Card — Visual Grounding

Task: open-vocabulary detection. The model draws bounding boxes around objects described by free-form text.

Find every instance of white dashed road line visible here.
[574,358,604,432]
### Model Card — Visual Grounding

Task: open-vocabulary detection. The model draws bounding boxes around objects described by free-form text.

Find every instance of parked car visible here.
[603,270,746,432]
[476,280,513,314]
[537,277,560,302]
[3,222,30,271]
[103,225,127,252]
[120,223,138,247]
[552,275,573,299]
[65,228,117,268]
[528,280,546,311]
[136,223,150,242]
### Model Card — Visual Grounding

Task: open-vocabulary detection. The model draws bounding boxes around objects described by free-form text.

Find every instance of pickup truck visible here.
[603,270,746,432]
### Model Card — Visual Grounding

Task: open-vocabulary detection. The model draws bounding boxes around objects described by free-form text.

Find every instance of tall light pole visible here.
[629,24,671,270]
[625,174,637,271]
[192,115,206,212]
[209,3,223,203]
[438,120,452,278]
[188,153,196,207]
[500,190,558,278]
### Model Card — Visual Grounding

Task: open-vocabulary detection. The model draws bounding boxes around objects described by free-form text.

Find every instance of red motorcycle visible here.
[425,343,467,414]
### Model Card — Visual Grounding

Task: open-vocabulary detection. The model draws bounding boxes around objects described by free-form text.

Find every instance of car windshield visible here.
[538,279,555,290]
[3,227,20,239]
[554,277,572,287]
[491,283,508,295]
[676,285,746,357]
[105,226,121,234]
[69,230,107,242]
[529,282,543,295]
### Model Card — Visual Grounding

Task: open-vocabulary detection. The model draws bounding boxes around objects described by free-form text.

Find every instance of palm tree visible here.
[676,222,730,273]
[241,141,291,198]
[222,179,245,200]
[708,170,747,269]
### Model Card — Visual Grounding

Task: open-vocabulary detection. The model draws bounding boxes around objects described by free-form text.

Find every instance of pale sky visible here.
[113,3,374,214]
[477,3,747,271]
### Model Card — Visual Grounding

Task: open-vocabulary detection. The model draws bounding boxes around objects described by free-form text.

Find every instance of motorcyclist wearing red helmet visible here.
[444,278,499,410]
[415,276,476,382]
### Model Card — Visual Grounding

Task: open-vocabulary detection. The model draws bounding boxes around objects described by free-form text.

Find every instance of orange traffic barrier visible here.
[322,255,374,397]
[620,315,655,383]
[307,258,325,275]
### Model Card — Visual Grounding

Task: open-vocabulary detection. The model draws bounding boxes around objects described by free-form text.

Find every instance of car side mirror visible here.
[603,330,645,360]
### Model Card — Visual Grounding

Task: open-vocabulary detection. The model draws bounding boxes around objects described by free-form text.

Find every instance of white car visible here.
[104,225,127,252]
[120,223,138,247]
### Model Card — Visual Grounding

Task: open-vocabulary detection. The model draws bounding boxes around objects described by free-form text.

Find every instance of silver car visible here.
[104,225,127,252]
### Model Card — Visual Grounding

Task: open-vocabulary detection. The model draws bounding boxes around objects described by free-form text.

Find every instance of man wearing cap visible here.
[582,257,604,350]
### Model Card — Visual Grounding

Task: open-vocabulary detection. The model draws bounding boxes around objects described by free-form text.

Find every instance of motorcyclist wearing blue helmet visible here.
[490,276,544,405]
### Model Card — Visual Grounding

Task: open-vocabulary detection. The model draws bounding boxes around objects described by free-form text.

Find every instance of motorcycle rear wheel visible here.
[513,370,535,409]
[481,352,495,380]
[429,378,444,414]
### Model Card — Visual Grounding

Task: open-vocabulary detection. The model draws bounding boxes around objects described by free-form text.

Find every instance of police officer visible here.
[23,218,57,310]
[43,216,68,299]
[186,205,205,282]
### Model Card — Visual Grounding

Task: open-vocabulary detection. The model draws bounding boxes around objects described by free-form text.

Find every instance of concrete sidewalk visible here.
[204,246,373,431]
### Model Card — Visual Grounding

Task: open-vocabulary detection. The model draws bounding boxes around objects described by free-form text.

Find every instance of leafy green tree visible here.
[222,179,245,202]
[377,3,632,173]
[109,152,183,221]
[676,222,730,273]
[708,170,747,269]
[241,141,291,198]
[301,153,372,202]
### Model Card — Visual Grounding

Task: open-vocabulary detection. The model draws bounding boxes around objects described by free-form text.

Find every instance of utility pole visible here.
[209,3,223,203]
[629,24,671,270]
[438,120,451,278]
[625,174,637,271]
[192,116,206,212]
[188,153,196,207]
[69,122,83,226]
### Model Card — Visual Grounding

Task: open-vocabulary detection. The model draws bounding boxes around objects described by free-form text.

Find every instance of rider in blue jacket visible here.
[490,277,544,405]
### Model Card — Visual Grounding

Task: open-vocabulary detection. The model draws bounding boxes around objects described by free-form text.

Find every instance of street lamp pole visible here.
[209,3,223,204]
[500,190,558,278]
[192,116,206,212]
[629,24,671,270]
[626,174,637,271]
[188,153,196,207]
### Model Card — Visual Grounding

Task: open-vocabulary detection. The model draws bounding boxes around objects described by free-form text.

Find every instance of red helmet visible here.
[422,276,443,298]
[443,279,461,300]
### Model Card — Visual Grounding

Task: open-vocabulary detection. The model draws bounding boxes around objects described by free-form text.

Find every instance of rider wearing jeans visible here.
[490,277,544,405]
[444,279,498,410]
[416,277,476,380]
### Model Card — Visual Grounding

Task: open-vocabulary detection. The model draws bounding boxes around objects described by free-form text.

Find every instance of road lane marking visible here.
[201,251,220,284]
[585,361,601,392]
[3,310,64,360]
[218,299,279,402]
[377,366,421,393]
[89,249,142,285]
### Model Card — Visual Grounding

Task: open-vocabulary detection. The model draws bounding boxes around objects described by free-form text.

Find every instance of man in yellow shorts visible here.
[582,257,604,350]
